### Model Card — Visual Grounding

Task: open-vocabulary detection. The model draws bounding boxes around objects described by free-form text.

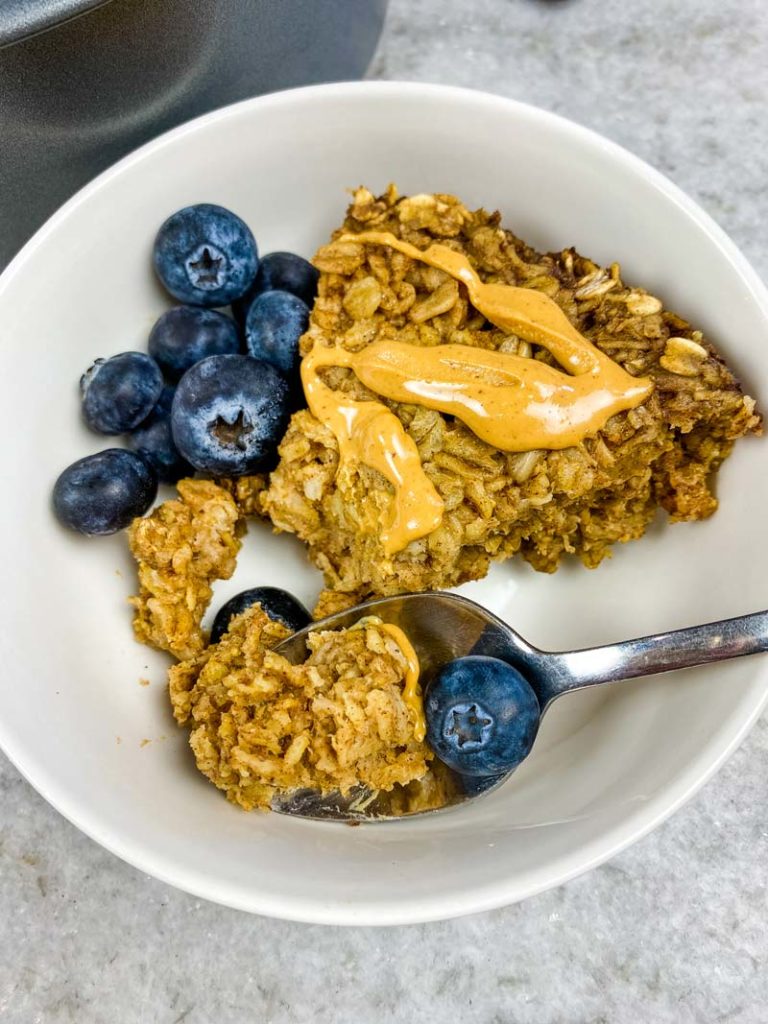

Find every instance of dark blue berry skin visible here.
[232,251,319,325]
[127,387,193,484]
[171,353,290,476]
[148,306,240,381]
[461,773,506,797]
[244,290,309,378]
[80,352,163,435]
[210,587,311,644]
[52,449,157,535]
[153,204,259,308]
[425,656,540,778]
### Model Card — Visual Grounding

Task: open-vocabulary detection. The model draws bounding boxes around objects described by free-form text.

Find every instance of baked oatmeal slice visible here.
[169,604,434,811]
[127,474,266,659]
[264,186,761,597]
[128,478,244,660]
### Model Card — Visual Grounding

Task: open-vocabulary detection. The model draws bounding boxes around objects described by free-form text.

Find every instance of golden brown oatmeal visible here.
[263,185,761,597]
[128,478,243,660]
[216,474,268,517]
[169,604,433,811]
[312,588,364,620]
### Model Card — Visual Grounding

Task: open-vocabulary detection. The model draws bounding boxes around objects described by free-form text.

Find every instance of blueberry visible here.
[127,386,193,484]
[244,290,309,378]
[148,306,240,381]
[153,204,259,307]
[171,353,290,476]
[460,773,506,797]
[80,352,163,435]
[232,251,319,325]
[210,587,311,644]
[52,449,157,535]
[425,656,540,778]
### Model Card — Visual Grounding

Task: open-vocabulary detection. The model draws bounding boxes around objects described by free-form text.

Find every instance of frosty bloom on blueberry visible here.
[153,203,259,307]
[170,353,290,476]
[232,250,319,324]
[425,656,541,777]
[81,351,163,435]
[127,386,193,484]
[54,202,319,543]
[245,289,309,380]
[148,306,240,381]
[53,449,157,535]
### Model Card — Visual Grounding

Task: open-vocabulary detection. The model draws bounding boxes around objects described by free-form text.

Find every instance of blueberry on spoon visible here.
[425,656,540,778]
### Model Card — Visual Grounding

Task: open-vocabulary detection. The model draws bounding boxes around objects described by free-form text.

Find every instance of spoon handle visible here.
[541,610,768,703]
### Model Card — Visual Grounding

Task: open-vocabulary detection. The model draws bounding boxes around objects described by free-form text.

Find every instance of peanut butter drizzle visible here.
[341,231,654,448]
[301,344,445,555]
[301,230,653,554]
[352,616,425,741]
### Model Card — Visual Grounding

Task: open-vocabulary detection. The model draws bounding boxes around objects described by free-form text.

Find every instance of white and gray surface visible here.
[2,1,767,1020]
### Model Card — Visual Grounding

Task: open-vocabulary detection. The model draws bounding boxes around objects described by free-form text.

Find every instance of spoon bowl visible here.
[271,592,768,822]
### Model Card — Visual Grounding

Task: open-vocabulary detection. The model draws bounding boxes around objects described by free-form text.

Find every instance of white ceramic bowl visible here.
[1,82,766,926]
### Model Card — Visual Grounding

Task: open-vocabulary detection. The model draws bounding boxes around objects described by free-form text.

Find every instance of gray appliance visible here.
[0,0,388,267]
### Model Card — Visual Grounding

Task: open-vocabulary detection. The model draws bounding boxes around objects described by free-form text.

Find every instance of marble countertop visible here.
[2,1,767,1021]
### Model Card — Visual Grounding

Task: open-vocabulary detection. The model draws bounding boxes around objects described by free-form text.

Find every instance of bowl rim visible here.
[1,80,767,926]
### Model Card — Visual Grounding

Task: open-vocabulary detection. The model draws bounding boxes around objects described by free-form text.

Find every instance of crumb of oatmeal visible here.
[138,677,150,687]
[128,479,243,660]
[263,185,761,598]
[116,736,121,745]
[312,589,365,620]
[169,603,435,811]
[140,738,151,748]
[215,475,269,518]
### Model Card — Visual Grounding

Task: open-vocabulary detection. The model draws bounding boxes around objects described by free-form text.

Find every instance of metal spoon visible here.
[270,592,768,822]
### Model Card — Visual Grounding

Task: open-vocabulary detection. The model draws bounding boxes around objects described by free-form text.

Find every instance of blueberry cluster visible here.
[53,204,318,536]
